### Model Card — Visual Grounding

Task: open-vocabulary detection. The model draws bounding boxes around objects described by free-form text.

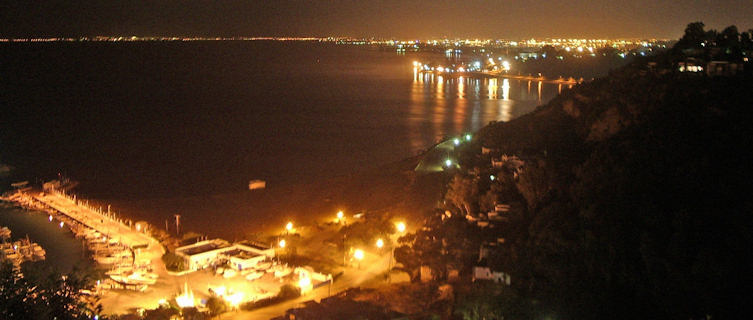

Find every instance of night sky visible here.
[1,0,751,39]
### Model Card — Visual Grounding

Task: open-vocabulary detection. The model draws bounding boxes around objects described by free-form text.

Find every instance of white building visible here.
[472,266,511,285]
[175,239,275,272]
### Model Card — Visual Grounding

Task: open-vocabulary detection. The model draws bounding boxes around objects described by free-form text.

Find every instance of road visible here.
[227,247,393,319]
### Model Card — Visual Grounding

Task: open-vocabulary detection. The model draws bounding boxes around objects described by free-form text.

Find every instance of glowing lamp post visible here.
[376,238,384,249]
[277,239,286,263]
[225,292,244,309]
[354,249,364,269]
[445,159,453,168]
[298,274,312,295]
[396,222,406,233]
[285,221,293,233]
[337,211,344,224]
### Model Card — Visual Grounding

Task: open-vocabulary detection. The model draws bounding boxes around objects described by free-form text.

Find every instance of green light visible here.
[465,134,472,141]
[445,159,453,167]
[453,138,460,146]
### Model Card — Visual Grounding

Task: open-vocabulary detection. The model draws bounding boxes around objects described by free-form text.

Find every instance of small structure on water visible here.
[248,180,266,190]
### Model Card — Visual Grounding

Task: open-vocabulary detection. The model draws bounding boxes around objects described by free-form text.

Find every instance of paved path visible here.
[32,191,164,264]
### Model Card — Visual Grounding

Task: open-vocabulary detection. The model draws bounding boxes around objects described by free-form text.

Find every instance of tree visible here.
[162,252,186,272]
[205,296,228,316]
[0,261,104,319]
[444,174,479,216]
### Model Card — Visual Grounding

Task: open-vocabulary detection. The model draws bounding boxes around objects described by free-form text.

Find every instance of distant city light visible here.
[286,222,293,232]
[490,175,496,181]
[279,239,286,248]
[453,138,460,145]
[396,222,406,233]
[376,238,384,248]
[465,134,472,141]
[445,159,453,167]
[502,61,511,71]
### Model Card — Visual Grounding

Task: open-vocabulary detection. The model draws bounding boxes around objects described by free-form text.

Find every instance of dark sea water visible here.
[1,41,559,234]
[0,203,93,274]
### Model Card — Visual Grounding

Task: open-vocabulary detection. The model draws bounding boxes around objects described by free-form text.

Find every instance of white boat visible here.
[222,269,237,278]
[0,227,11,240]
[245,271,263,281]
[274,268,292,278]
[32,243,46,259]
[110,271,157,285]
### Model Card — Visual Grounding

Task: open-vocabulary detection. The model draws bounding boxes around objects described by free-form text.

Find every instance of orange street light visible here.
[376,238,384,249]
[279,239,286,248]
[396,222,406,233]
[285,222,293,232]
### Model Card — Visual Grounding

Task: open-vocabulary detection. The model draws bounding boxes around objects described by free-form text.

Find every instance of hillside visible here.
[437,26,753,319]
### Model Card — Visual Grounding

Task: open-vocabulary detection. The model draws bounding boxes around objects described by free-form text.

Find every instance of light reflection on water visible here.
[408,68,559,151]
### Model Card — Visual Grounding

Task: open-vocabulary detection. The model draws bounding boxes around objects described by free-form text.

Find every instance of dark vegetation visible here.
[518,45,637,79]
[0,260,104,319]
[240,283,301,311]
[395,23,753,319]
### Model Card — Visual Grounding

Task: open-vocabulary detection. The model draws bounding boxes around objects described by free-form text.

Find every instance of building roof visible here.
[176,239,230,256]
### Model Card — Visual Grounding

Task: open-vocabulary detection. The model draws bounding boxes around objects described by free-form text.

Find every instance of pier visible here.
[418,69,583,84]
[29,190,163,265]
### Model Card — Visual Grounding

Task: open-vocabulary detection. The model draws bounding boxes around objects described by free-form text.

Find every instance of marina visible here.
[2,187,163,292]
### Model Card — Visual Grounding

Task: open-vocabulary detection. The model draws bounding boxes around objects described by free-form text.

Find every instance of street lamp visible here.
[354,249,364,269]
[376,238,384,249]
[396,222,406,233]
[285,221,293,233]
[279,239,286,248]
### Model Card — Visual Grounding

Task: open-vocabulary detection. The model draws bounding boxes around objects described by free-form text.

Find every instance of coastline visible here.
[92,154,444,240]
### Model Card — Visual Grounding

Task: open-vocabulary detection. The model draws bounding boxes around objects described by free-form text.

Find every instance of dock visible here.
[30,190,163,265]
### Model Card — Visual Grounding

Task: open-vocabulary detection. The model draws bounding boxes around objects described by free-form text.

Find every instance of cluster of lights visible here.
[208,285,244,308]
[413,60,508,74]
[175,283,196,308]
